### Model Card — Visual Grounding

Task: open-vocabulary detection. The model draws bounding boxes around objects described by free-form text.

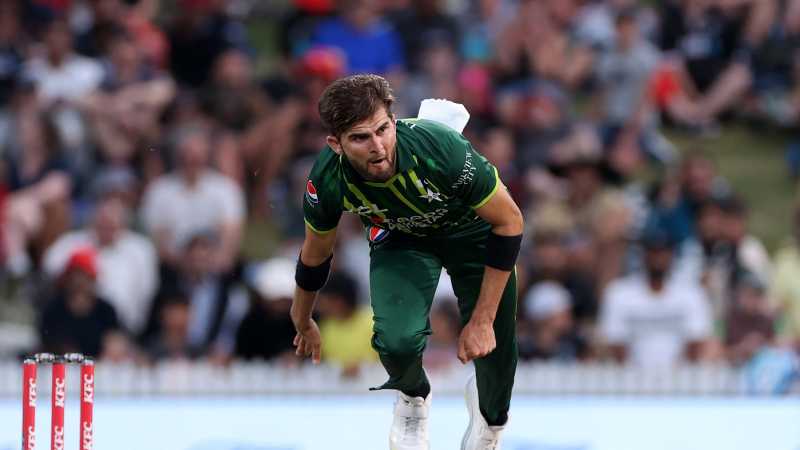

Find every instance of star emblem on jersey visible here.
[420,188,443,203]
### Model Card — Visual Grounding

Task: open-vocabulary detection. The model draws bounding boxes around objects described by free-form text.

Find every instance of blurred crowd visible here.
[0,0,799,376]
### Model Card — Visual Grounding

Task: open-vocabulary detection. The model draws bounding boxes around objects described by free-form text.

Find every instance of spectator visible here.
[144,291,193,362]
[202,49,267,132]
[600,227,714,367]
[235,257,298,362]
[123,0,170,69]
[726,272,775,365]
[524,231,598,326]
[311,0,405,75]
[391,0,460,74]
[678,149,730,227]
[39,247,122,357]
[141,125,245,271]
[547,143,633,292]
[719,195,771,287]
[81,30,175,165]
[2,110,72,275]
[594,7,664,163]
[657,0,777,125]
[695,194,771,324]
[317,272,377,375]
[42,194,158,335]
[493,0,593,88]
[770,206,800,349]
[167,0,251,87]
[398,40,461,118]
[24,17,104,105]
[518,281,588,361]
[0,1,25,108]
[744,0,800,126]
[75,0,128,59]
[142,231,248,362]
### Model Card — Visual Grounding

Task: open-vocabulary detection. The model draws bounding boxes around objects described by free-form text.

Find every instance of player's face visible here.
[328,107,397,182]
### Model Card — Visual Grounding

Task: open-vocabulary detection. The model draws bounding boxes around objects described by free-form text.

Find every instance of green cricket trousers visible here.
[368,229,518,426]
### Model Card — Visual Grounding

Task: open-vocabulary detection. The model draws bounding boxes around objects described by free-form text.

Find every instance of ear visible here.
[326,135,342,155]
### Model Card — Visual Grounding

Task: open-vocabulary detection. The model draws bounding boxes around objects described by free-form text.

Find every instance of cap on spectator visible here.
[547,126,604,177]
[250,258,296,300]
[718,194,748,217]
[298,46,346,81]
[524,281,571,320]
[64,247,98,279]
[294,0,334,14]
[530,201,575,238]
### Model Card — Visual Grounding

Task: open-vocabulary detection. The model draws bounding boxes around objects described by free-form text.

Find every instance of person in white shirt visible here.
[600,227,714,368]
[43,194,158,335]
[24,18,104,104]
[141,125,245,272]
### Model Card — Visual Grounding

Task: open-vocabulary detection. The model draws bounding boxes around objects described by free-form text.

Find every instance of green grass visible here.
[665,126,796,253]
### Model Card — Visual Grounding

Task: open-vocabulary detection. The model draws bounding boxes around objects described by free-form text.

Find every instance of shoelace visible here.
[479,436,498,450]
[403,416,422,438]
[479,430,499,450]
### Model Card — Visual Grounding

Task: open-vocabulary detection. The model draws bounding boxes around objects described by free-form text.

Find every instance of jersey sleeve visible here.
[457,139,500,209]
[302,151,343,234]
[413,119,499,208]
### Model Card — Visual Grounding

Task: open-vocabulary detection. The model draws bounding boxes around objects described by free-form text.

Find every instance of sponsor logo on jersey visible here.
[305,180,319,204]
[451,149,476,190]
[352,208,451,233]
[368,226,389,243]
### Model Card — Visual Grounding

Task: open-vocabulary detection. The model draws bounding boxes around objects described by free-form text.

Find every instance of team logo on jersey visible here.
[420,187,444,203]
[368,226,389,243]
[305,180,319,204]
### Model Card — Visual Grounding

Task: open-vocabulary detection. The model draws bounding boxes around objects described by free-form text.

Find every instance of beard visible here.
[347,151,396,182]
[646,266,669,283]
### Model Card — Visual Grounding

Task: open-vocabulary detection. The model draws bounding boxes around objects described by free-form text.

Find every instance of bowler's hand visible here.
[457,319,496,363]
[293,318,322,364]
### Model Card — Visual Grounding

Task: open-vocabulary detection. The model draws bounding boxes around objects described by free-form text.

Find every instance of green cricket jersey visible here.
[303,119,500,240]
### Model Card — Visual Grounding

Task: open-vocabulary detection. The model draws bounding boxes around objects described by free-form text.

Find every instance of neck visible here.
[47,52,66,67]
[182,170,202,186]
[648,275,666,292]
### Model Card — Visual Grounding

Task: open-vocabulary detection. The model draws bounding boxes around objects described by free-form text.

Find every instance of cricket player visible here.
[290,74,523,450]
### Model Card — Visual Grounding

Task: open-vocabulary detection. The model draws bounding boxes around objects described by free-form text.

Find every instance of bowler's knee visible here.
[372,331,427,358]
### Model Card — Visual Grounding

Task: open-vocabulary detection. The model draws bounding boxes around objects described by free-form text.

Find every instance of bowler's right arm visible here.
[290,225,338,364]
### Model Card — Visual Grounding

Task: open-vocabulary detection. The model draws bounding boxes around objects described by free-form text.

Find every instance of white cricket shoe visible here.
[460,375,505,450]
[389,391,431,450]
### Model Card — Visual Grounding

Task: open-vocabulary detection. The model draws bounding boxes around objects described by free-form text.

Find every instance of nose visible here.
[370,134,384,154]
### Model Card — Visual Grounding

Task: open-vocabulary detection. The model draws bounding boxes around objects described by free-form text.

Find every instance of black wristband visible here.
[295,253,333,292]
[485,231,522,271]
